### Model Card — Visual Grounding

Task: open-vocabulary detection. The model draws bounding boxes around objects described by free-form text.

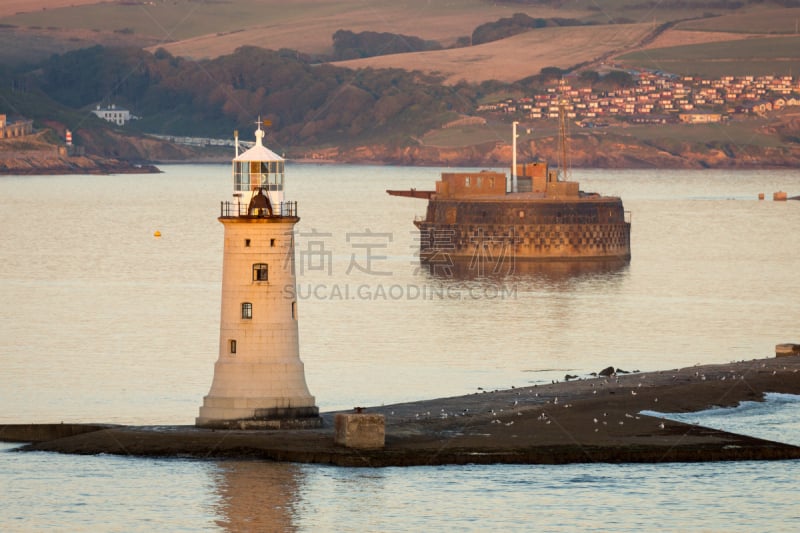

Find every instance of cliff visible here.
[297,132,800,168]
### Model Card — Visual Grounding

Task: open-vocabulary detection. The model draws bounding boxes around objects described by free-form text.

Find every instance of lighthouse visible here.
[196,122,320,429]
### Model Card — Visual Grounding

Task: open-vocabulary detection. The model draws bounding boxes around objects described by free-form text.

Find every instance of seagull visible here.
[631,390,637,396]
[593,418,598,424]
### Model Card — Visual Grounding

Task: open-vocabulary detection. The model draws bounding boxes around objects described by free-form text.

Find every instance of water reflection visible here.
[212,461,303,532]
[419,258,630,286]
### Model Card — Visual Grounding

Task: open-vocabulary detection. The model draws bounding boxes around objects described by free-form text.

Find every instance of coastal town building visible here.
[478,73,800,124]
[678,111,724,124]
[0,114,33,138]
[91,104,132,126]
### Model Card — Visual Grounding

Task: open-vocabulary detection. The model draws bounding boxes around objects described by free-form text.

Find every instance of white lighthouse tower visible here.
[196,122,320,429]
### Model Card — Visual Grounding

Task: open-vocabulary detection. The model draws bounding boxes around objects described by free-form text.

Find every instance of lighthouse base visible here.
[196,404,322,430]
[196,395,322,430]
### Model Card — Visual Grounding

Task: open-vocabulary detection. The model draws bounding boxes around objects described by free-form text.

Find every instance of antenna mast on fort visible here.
[557,98,570,183]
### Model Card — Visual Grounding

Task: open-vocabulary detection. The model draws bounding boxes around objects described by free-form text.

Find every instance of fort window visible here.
[241,302,253,319]
[465,177,471,187]
[245,239,251,247]
[253,263,268,281]
[270,238,276,247]
[230,339,237,354]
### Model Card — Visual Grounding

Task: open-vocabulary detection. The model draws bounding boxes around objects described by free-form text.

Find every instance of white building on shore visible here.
[91,104,132,126]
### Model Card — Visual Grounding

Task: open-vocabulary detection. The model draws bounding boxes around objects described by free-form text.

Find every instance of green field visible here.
[677,8,800,34]
[606,121,787,149]
[0,0,318,40]
[617,35,800,76]
[422,116,788,151]
[0,0,559,43]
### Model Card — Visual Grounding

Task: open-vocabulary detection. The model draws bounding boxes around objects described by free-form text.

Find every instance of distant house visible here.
[91,104,132,126]
[678,111,724,124]
[0,114,33,138]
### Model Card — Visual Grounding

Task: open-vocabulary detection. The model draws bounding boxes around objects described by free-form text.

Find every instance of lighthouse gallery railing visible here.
[219,201,298,218]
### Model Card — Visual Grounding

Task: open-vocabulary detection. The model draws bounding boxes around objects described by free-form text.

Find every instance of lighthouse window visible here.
[292,301,297,320]
[241,302,253,319]
[229,339,237,354]
[234,162,249,191]
[253,263,269,281]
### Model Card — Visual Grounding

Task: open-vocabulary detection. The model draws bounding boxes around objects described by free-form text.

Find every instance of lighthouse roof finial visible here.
[255,116,265,146]
[234,116,283,163]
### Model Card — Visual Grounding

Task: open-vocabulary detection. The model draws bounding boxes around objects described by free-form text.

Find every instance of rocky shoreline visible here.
[0,152,160,175]
[3,137,800,173]
[2,355,799,467]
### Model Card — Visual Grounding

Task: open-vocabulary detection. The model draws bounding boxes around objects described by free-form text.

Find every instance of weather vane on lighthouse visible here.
[196,119,321,429]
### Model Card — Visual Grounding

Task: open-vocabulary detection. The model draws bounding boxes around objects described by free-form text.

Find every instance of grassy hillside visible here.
[676,7,800,33]
[3,1,798,82]
[617,35,800,77]
[3,0,799,169]
[334,23,654,84]
[0,0,584,55]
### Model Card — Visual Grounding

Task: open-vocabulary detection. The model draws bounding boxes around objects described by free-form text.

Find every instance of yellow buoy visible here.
[154,230,161,237]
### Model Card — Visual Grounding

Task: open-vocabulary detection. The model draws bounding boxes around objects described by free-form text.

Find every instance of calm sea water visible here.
[1,164,799,531]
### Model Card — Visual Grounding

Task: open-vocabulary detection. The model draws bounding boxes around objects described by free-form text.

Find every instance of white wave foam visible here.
[641,393,800,446]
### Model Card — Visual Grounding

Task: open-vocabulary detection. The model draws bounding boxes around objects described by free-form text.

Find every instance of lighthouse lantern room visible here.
[196,122,321,429]
[232,123,287,214]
